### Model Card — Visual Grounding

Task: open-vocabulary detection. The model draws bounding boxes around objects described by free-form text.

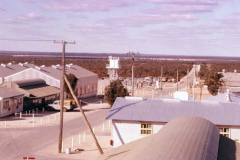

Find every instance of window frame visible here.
[140,123,152,135]
[3,100,10,110]
[219,127,230,138]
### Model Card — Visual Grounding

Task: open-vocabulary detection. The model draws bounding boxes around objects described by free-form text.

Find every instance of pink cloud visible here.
[2,12,48,24]
[101,14,198,28]
[142,5,214,15]
[0,8,6,12]
[43,0,129,12]
[17,0,37,3]
[142,0,221,5]
[66,13,88,19]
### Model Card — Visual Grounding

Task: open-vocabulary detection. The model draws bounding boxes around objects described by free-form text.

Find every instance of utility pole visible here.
[127,51,139,97]
[193,65,196,101]
[64,75,103,155]
[161,66,163,98]
[187,68,189,91]
[54,40,76,153]
[177,68,179,91]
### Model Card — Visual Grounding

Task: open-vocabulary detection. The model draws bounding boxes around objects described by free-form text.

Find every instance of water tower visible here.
[106,56,121,81]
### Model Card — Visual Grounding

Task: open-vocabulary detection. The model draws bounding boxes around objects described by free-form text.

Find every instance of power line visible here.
[0,37,54,42]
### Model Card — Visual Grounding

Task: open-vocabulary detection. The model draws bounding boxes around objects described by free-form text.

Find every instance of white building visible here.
[107,97,240,147]
[99,116,240,160]
[0,87,24,117]
[0,63,98,98]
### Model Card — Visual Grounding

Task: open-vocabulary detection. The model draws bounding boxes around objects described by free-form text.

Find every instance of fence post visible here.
[32,113,35,127]
[79,134,81,144]
[72,137,74,148]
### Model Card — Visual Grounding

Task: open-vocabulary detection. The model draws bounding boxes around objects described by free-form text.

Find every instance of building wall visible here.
[75,75,98,98]
[112,120,165,148]
[0,96,23,118]
[112,120,240,147]
[229,127,240,142]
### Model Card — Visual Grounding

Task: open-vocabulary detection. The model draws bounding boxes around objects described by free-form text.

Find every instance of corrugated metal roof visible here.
[107,97,240,126]
[21,84,60,98]
[36,64,97,80]
[0,64,97,80]
[0,63,35,77]
[203,93,240,103]
[217,135,240,160]
[14,79,60,98]
[98,116,220,160]
[0,87,24,98]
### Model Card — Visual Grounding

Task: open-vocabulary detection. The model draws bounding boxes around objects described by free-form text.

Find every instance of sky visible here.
[0,0,240,57]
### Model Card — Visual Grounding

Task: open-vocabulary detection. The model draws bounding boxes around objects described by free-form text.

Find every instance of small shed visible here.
[0,87,24,118]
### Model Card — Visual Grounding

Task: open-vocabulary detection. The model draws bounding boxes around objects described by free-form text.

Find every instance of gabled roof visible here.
[107,97,240,126]
[99,116,240,160]
[0,87,24,98]
[37,64,97,80]
[0,63,97,80]
[0,63,35,78]
[14,79,60,98]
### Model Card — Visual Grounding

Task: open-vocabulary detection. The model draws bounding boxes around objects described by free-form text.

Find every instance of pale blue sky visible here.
[0,0,240,56]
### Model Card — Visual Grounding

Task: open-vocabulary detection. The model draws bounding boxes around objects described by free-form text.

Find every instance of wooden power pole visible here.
[127,51,139,97]
[64,75,104,155]
[54,40,76,153]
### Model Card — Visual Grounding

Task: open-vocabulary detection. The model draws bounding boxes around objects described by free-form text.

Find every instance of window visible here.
[141,123,152,135]
[18,97,22,105]
[219,127,230,138]
[3,100,9,110]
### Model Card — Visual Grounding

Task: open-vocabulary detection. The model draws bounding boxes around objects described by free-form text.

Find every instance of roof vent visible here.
[40,65,45,68]
[7,63,12,65]
[234,69,237,73]
[24,62,28,64]
[1,63,6,67]
[35,66,41,70]
[52,65,58,69]
[19,63,24,66]
[222,69,225,73]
